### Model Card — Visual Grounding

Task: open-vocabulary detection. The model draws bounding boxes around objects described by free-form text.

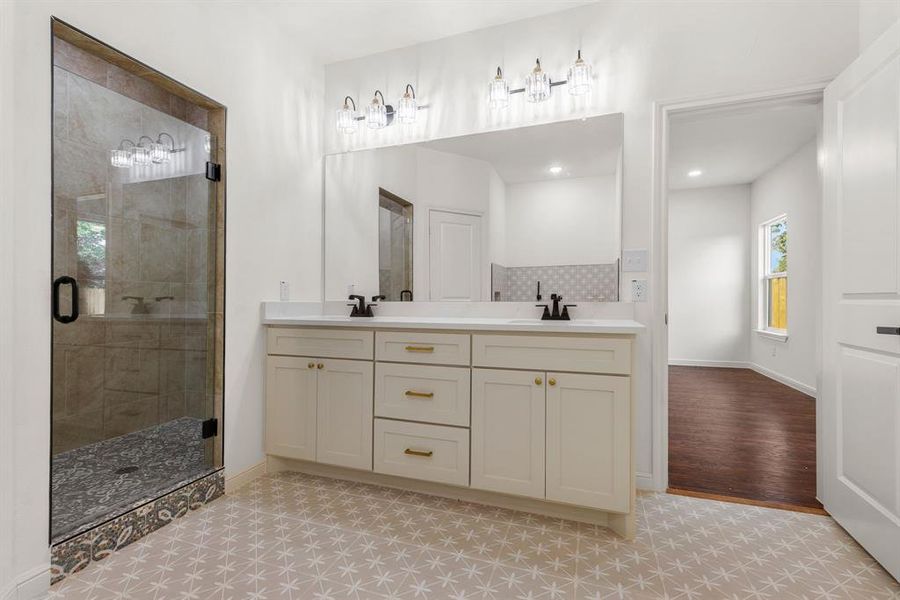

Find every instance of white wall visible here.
[323,0,859,488]
[2,2,324,595]
[505,175,618,267]
[668,185,751,365]
[859,0,900,50]
[750,139,820,393]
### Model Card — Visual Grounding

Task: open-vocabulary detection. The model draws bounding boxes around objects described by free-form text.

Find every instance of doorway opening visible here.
[663,92,824,511]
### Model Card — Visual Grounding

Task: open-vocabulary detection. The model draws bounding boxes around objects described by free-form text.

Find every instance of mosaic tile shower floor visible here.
[52,417,214,543]
[50,472,899,599]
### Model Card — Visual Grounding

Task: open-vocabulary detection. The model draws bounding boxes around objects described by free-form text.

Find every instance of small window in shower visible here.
[378,188,413,301]
[76,217,106,315]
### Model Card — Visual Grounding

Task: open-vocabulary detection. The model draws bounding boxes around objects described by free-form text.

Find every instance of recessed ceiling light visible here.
[687,169,703,177]
[549,166,563,174]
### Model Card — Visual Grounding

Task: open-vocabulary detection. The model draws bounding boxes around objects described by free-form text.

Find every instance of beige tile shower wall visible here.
[52,40,215,454]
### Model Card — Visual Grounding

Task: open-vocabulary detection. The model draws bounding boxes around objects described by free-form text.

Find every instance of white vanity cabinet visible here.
[264,322,638,538]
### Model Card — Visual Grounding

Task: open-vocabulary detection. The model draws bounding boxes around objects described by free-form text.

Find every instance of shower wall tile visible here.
[107,63,173,115]
[53,38,107,86]
[493,262,620,302]
[68,73,142,150]
[65,346,105,414]
[53,67,68,137]
[140,222,187,282]
[53,137,108,201]
[105,347,160,394]
[103,390,160,438]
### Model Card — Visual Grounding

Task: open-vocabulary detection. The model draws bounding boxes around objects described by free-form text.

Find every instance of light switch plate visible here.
[279,281,290,301]
[622,249,648,272]
[631,279,648,302]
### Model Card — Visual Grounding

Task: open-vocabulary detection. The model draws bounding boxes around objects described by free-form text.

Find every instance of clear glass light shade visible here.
[132,145,152,166]
[148,142,170,164]
[336,106,357,134]
[567,57,592,96]
[525,67,550,103]
[109,148,133,168]
[489,77,509,109]
[397,94,417,124]
[366,101,387,129]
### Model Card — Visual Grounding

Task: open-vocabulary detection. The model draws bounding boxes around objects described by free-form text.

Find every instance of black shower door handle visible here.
[52,276,79,323]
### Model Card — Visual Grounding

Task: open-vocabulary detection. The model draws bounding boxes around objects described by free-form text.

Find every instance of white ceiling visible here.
[255,1,595,64]
[668,98,821,191]
[421,113,623,184]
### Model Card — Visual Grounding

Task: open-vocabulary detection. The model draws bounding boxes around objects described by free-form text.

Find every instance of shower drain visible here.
[114,466,140,475]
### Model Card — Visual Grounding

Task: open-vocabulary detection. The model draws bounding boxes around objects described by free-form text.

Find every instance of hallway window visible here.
[761,215,788,332]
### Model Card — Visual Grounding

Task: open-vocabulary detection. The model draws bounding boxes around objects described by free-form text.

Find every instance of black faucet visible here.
[536,293,577,321]
[348,294,377,317]
[371,295,386,302]
[400,289,413,301]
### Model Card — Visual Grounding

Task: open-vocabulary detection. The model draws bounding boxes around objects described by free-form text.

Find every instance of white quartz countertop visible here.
[262,314,644,334]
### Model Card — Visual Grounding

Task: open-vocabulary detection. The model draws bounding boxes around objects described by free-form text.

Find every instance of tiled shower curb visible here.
[50,469,224,585]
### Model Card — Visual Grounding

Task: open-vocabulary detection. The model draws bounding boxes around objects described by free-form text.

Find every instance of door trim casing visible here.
[648,82,829,493]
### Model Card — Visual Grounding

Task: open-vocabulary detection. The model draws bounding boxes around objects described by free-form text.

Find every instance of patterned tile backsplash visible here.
[492,262,619,302]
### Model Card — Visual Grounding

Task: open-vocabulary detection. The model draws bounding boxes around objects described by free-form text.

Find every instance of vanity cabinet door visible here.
[546,373,630,512]
[471,368,545,499]
[316,358,374,470]
[266,356,318,460]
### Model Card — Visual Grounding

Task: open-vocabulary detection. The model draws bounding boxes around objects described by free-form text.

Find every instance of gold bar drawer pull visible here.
[405,345,434,353]
[404,448,434,457]
[404,390,434,398]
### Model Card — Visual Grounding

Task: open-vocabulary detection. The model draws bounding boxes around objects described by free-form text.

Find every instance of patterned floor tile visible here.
[50,473,900,600]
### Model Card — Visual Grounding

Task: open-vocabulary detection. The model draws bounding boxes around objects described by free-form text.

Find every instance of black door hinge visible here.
[201,418,218,439]
[205,162,221,182]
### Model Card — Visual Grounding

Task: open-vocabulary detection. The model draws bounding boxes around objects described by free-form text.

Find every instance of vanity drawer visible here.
[472,334,631,375]
[375,331,470,366]
[375,363,470,427]
[267,327,374,360]
[373,419,469,487]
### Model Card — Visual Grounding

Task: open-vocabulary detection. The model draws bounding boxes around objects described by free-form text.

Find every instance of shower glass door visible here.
[51,37,223,544]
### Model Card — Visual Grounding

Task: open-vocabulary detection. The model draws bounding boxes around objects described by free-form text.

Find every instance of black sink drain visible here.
[114,465,139,475]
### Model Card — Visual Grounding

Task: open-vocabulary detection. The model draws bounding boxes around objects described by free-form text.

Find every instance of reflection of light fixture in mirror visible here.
[110,139,136,168]
[336,96,358,134]
[153,132,175,164]
[397,84,417,124]
[204,134,211,154]
[525,59,550,103]
[549,165,563,175]
[133,137,153,166]
[366,90,391,129]
[489,67,510,109]
[567,50,592,95]
[688,169,703,177]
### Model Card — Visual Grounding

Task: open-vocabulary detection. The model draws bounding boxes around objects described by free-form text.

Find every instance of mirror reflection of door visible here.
[429,210,482,301]
[378,189,413,301]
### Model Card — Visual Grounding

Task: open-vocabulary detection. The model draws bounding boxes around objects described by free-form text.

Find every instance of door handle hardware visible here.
[404,390,434,398]
[876,326,900,335]
[404,448,433,457]
[52,276,79,323]
[405,345,434,353]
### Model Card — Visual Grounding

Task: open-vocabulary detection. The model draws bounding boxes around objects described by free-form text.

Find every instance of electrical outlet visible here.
[279,281,290,301]
[622,249,648,272]
[631,279,648,302]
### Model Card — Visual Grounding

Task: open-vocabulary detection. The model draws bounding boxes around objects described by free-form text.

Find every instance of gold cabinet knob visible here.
[548,378,557,386]
[307,362,315,369]
[534,376,542,386]
[317,363,324,369]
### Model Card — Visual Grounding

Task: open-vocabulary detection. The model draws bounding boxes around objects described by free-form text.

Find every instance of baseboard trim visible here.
[748,363,816,397]
[2,563,51,600]
[667,487,827,515]
[635,472,656,491]
[225,460,267,494]
[669,359,750,369]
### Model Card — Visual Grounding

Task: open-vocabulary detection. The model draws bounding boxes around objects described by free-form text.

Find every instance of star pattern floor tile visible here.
[49,472,900,599]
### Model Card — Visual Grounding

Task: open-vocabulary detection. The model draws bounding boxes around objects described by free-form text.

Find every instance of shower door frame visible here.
[49,17,227,545]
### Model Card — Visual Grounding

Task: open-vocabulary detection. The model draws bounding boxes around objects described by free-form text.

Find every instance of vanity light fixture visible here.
[132,138,153,166]
[489,50,593,108]
[110,139,136,168]
[688,169,703,177]
[336,96,358,134]
[151,132,175,164]
[366,90,391,130]
[567,50,592,96]
[489,67,510,109]
[549,165,563,175]
[525,59,551,103]
[397,84,417,125]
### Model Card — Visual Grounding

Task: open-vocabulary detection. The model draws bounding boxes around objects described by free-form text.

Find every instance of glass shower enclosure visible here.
[50,26,224,545]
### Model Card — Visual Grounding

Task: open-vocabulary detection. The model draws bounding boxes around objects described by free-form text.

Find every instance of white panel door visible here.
[429,210,482,301]
[266,356,318,460]
[546,373,630,512]
[471,368,545,499]
[316,358,374,470]
[822,19,900,580]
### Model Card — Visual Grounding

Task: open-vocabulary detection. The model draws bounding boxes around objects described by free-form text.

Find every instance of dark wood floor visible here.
[668,366,822,510]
